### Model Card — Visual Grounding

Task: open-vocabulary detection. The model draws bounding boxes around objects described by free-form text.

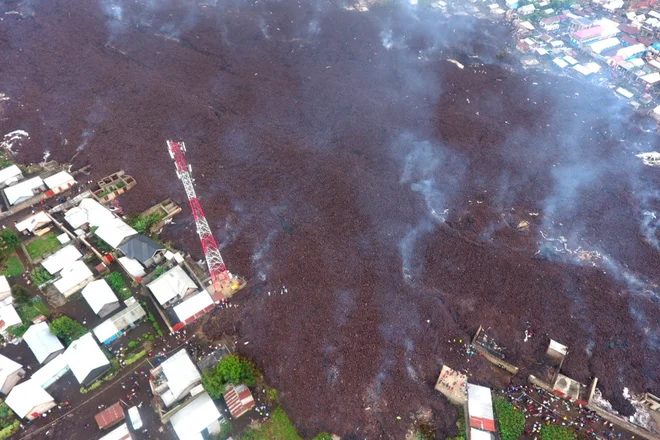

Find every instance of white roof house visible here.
[467,384,495,432]
[4,176,44,205]
[81,279,120,318]
[63,333,111,385]
[92,297,146,345]
[0,164,22,187]
[152,349,202,407]
[99,423,132,440]
[30,354,70,389]
[41,245,82,275]
[174,291,214,324]
[64,198,115,229]
[43,171,75,192]
[118,257,146,279]
[170,392,222,440]
[5,379,55,420]
[0,276,9,301]
[15,211,52,234]
[147,265,198,306]
[0,354,25,394]
[0,298,22,336]
[53,260,94,297]
[95,218,137,248]
[23,322,65,364]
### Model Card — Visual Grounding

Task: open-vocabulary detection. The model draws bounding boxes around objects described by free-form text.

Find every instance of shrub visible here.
[49,316,88,345]
[0,230,19,255]
[11,285,31,304]
[127,340,139,349]
[30,266,53,286]
[493,396,525,440]
[0,420,19,440]
[6,322,31,337]
[541,425,578,440]
[104,272,132,299]
[126,212,163,234]
[125,350,146,366]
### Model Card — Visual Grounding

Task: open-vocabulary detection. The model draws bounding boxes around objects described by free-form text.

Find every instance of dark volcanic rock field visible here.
[1,0,659,438]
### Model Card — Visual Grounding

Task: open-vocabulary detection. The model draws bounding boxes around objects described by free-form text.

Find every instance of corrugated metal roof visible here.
[43,171,75,190]
[224,384,255,419]
[147,265,197,306]
[0,164,22,186]
[99,423,131,440]
[63,333,110,384]
[23,322,64,364]
[4,176,43,205]
[467,384,495,432]
[93,298,146,343]
[53,260,93,296]
[41,245,83,275]
[174,291,213,323]
[82,279,119,315]
[119,234,164,265]
[5,379,54,418]
[30,354,69,388]
[95,402,125,429]
[170,392,221,439]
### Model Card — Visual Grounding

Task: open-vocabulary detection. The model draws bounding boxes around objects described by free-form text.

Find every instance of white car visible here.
[128,406,143,430]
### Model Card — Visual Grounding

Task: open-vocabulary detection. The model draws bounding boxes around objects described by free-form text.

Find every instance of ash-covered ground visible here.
[1,0,659,438]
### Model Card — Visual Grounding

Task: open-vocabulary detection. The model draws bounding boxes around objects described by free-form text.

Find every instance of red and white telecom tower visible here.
[167,140,243,301]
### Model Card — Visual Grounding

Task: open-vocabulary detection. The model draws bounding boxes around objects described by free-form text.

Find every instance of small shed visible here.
[0,276,9,301]
[224,384,256,419]
[23,322,65,364]
[118,257,146,280]
[0,354,25,394]
[64,333,111,386]
[547,340,569,359]
[82,279,120,318]
[95,402,125,430]
[5,379,55,420]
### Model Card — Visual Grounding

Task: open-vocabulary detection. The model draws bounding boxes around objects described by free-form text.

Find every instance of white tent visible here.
[41,245,82,275]
[63,333,110,385]
[147,265,197,306]
[23,322,64,364]
[170,392,221,440]
[81,279,119,316]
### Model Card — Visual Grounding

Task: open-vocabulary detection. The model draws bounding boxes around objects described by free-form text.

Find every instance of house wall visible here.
[24,401,56,421]
[61,275,95,298]
[82,364,112,387]
[42,348,66,365]
[1,369,26,395]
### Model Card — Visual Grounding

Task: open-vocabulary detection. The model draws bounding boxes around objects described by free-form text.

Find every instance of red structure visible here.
[166,141,241,299]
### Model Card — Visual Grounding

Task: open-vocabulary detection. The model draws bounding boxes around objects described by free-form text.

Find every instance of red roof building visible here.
[94,402,125,430]
[619,24,639,35]
[223,384,255,419]
[621,35,640,46]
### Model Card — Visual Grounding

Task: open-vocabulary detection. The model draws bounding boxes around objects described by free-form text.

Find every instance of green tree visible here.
[30,267,53,285]
[49,316,88,345]
[541,425,577,440]
[493,396,525,440]
[11,285,31,305]
[0,230,19,255]
[201,355,258,398]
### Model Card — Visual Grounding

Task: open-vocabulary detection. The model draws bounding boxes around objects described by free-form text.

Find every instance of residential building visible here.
[467,384,496,433]
[64,198,115,230]
[0,276,9,301]
[172,291,215,332]
[95,218,137,249]
[82,279,120,318]
[53,260,94,297]
[5,379,55,420]
[118,234,165,268]
[99,423,132,440]
[93,297,146,345]
[95,402,125,430]
[63,333,111,386]
[0,297,22,337]
[30,354,70,389]
[4,176,45,206]
[15,211,52,236]
[169,392,222,440]
[41,245,82,275]
[0,354,25,394]
[149,349,201,408]
[43,171,75,194]
[0,164,23,188]
[224,384,255,419]
[23,322,65,364]
[147,265,198,308]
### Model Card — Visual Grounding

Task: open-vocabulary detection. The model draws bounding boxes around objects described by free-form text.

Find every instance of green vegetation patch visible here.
[125,350,146,366]
[30,266,53,286]
[0,254,23,278]
[49,316,88,345]
[126,212,164,234]
[541,425,578,440]
[494,396,526,440]
[240,407,302,440]
[202,354,257,399]
[104,272,132,300]
[25,233,61,259]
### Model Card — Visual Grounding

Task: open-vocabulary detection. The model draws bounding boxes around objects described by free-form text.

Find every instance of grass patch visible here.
[447,405,466,440]
[104,272,132,300]
[30,266,53,286]
[240,407,302,440]
[25,233,61,259]
[16,297,50,322]
[494,396,525,440]
[0,254,23,278]
[125,350,146,366]
[541,425,577,440]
